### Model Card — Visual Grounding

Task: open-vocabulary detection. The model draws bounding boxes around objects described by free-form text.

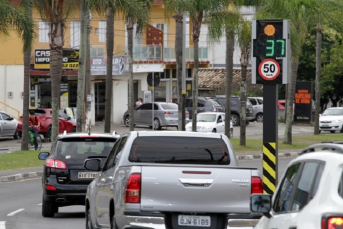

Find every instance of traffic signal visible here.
[251,20,290,84]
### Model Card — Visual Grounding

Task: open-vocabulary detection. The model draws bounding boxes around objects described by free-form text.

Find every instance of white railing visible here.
[163,46,208,61]
[117,45,163,61]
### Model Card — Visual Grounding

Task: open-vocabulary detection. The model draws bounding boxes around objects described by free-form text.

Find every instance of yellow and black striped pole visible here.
[262,84,278,195]
[263,142,276,194]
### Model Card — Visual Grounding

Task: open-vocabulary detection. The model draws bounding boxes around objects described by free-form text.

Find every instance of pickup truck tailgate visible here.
[141,166,252,213]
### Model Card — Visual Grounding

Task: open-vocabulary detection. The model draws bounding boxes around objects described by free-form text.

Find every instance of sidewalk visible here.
[0,121,301,183]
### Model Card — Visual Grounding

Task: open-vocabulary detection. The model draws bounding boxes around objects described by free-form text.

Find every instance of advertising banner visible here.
[90,56,126,75]
[294,81,312,123]
[34,49,79,69]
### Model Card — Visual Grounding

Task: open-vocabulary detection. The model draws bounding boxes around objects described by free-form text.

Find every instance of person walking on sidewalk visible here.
[29,110,41,150]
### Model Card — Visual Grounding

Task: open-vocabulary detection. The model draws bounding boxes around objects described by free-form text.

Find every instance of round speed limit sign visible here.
[258,59,280,81]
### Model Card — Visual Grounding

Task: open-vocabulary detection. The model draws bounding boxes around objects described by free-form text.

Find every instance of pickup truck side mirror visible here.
[84,159,101,171]
[38,152,50,160]
[250,194,272,218]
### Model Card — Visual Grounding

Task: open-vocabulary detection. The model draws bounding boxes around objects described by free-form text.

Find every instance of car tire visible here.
[42,195,55,217]
[124,115,130,127]
[340,125,343,133]
[44,126,52,139]
[72,127,76,132]
[86,207,95,229]
[153,118,161,130]
[256,114,263,123]
[212,129,217,133]
[231,114,240,126]
[13,130,18,139]
[18,131,22,138]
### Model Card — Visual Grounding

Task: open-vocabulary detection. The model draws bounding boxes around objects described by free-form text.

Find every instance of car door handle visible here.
[179,178,214,187]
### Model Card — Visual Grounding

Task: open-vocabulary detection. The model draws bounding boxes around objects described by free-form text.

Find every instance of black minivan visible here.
[185,97,224,118]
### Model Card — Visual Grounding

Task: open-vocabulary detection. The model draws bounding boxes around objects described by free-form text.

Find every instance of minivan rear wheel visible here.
[231,114,240,126]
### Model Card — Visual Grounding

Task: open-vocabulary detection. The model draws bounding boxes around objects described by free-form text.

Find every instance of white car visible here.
[185,112,233,137]
[319,107,343,133]
[0,111,18,139]
[251,143,343,229]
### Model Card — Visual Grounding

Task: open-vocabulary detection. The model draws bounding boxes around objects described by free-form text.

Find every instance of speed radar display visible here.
[252,20,291,84]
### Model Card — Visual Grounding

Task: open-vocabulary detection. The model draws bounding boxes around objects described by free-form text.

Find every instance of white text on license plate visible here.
[78,172,99,179]
[178,215,211,227]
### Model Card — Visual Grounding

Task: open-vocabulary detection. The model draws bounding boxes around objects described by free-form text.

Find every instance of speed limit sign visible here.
[258,59,280,81]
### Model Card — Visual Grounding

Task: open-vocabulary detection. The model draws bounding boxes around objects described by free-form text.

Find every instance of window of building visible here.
[154,23,168,47]
[70,21,80,48]
[125,24,143,47]
[90,46,105,57]
[99,21,106,42]
[39,20,50,43]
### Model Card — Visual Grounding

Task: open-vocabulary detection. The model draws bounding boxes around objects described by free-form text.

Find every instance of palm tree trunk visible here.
[76,0,87,132]
[314,23,322,135]
[174,13,183,131]
[104,7,114,133]
[127,20,135,131]
[85,12,91,122]
[240,48,248,146]
[191,18,202,131]
[225,32,234,137]
[283,56,299,144]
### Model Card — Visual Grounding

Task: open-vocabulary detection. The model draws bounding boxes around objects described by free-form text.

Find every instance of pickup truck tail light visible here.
[45,159,67,170]
[251,177,263,194]
[125,173,141,204]
[322,216,343,229]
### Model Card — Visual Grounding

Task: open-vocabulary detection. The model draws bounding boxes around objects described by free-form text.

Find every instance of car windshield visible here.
[322,109,343,116]
[160,103,178,110]
[208,99,222,107]
[197,113,217,122]
[56,138,115,159]
[129,136,230,165]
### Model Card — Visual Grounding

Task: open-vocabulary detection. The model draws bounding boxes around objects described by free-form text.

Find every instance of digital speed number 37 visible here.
[258,59,280,81]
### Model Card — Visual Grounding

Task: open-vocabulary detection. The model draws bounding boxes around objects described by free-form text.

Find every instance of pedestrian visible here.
[135,98,143,108]
[28,110,41,150]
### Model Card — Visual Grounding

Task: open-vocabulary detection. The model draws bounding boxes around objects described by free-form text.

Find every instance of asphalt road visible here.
[0,157,295,229]
[0,178,84,229]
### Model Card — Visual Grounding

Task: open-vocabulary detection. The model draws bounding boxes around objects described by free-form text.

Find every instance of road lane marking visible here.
[0,221,5,229]
[7,209,24,216]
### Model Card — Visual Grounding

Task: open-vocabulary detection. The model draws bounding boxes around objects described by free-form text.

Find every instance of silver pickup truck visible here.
[85,131,262,229]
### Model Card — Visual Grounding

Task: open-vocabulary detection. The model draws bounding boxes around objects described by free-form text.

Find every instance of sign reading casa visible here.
[34,49,79,69]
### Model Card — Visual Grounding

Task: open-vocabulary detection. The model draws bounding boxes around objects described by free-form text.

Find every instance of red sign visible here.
[258,59,280,81]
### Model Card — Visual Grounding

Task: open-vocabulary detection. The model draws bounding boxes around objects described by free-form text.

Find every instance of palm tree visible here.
[237,18,251,146]
[34,0,77,143]
[164,0,189,131]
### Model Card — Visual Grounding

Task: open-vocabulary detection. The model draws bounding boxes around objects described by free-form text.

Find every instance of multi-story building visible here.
[0,1,255,124]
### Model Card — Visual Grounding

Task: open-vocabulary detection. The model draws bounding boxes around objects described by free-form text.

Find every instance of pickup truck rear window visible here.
[129,136,230,165]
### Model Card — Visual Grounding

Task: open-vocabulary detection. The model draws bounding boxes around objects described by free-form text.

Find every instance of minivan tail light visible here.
[45,159,67,170]
[322,216,343,229]
[165,112,173,115]
[251,177,263,194]
[125,173,141,203]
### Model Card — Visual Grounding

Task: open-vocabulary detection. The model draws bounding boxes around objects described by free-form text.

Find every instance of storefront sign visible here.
[90,56,126,75]
[294,81,312,123]
[34,49,79,69]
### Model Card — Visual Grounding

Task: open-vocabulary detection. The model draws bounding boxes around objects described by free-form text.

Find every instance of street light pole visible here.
[181,12,186,130]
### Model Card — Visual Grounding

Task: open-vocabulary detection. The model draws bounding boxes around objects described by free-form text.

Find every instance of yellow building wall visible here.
[0,5,175,65]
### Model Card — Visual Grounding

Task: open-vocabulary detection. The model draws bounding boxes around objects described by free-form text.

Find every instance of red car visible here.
[17,108,76,139]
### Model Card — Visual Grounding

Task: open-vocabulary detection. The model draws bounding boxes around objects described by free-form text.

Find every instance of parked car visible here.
[85,131,263,229]
[319,107,343,133]
[16,108,77,138]
[123,102,189,130]
[251,142,343,229]
[0,111,18,139]
[38,131,119,217]
[248,97,263,122]
[207,95,254,126]
[185,112,233,137]
[185,96,224,118]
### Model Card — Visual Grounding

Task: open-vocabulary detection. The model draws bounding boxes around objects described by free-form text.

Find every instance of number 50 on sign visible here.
[258,59,280,81]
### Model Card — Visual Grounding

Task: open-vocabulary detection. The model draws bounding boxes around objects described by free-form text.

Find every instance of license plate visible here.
[78,172,99,179]
[322,125,329,127]
[178,215,211,227]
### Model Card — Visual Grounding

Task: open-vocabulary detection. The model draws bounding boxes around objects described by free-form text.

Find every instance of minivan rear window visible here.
[129,136,230,165]
[160,103,178,110]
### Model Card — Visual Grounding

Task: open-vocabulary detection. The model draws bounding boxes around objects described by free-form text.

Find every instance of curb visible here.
[0,152,300,183]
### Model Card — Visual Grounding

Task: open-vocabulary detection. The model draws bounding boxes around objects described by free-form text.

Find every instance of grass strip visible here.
[0,150,44,171]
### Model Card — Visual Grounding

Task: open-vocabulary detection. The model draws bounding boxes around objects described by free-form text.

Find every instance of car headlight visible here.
[333,120,342,124]
[204,126,212,130]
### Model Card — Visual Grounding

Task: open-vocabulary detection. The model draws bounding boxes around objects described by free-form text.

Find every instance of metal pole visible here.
[152,79,154,130]
[181,12,187,130]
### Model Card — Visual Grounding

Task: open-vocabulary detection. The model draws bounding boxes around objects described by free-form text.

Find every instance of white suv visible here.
[319,107,343,133]
[251,143,343,229]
